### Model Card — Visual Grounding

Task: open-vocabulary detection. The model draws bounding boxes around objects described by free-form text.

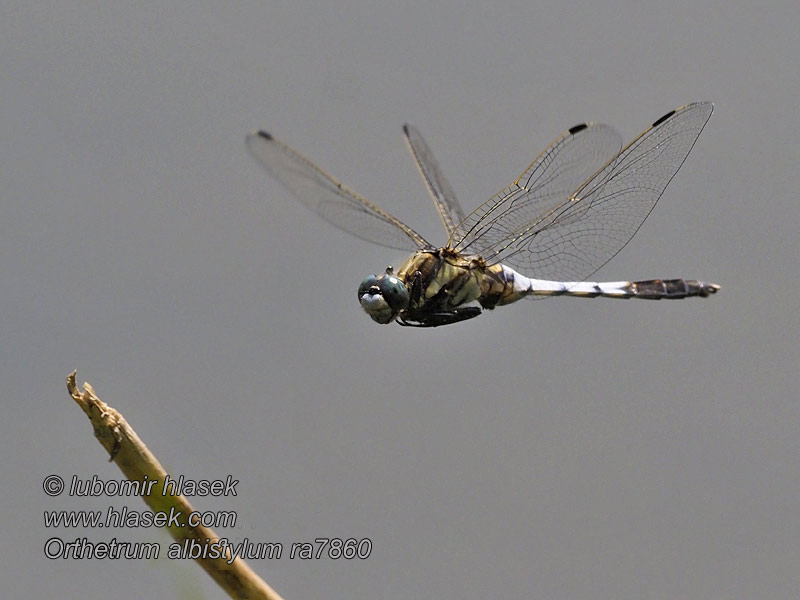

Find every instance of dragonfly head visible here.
[357,268,410,324]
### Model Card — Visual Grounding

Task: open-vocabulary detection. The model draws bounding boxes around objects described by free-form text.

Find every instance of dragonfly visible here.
[246,102,719,327]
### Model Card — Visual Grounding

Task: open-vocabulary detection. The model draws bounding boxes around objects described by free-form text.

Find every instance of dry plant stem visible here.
[66,370,285,600]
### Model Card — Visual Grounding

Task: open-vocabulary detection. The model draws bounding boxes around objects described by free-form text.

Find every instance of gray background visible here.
[3,1,798,599]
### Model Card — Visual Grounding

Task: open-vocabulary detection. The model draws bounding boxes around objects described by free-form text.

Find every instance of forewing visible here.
[456,102,713,283]
[246,131,430,251]
[451,121,624,255]
[403,124,466,236]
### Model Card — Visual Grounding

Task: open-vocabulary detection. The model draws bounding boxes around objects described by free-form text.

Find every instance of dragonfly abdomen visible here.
[487,264,720,302]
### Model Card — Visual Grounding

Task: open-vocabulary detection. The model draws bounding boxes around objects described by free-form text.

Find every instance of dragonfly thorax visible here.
[357,249,496,326]
[357,268,410,324]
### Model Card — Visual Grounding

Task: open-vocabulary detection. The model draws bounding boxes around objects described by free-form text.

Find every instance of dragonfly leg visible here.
[398,307,482,327]
[408,270,424,308]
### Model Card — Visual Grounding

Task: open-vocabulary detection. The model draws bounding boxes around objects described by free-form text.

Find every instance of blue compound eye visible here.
[377,274,409,311]
[358,275,379,299]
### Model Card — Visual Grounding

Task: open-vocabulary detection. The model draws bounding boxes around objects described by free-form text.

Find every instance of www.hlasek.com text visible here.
[44,505,237,529]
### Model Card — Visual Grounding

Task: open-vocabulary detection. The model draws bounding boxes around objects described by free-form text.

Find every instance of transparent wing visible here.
[403,124,466,236]
[451,121,624,254]
[453,102,713,283]
[246,131,431,251]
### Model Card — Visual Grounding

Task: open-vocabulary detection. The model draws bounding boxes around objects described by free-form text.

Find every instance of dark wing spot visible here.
[651,109,676,128]
[257,131,273,140]
[569,123,589,135]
